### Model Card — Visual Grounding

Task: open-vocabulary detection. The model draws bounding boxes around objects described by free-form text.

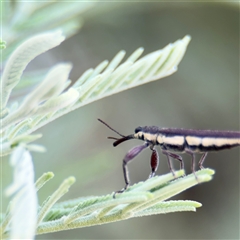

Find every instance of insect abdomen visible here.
[186,136,240,152]
[156,129,240,153]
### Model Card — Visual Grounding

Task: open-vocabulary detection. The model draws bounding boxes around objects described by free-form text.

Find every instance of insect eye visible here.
[135,126,142,133]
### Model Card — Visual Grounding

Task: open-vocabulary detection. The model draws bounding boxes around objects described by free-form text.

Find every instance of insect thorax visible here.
[134,127,160,144]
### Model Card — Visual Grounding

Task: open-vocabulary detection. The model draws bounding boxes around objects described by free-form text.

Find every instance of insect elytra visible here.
[133,126,240,151]
[98,119,240,198]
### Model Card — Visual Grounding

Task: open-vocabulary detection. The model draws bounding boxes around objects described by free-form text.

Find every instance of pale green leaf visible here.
[1,31,65,110]
[4,147,37,239]
[35,169,213,235]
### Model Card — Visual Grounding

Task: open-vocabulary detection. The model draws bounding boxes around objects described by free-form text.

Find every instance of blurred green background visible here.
[2,2,239,239]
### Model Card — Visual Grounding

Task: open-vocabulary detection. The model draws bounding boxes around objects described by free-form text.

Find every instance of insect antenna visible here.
[98,119,134,147]
[98,119,126,137]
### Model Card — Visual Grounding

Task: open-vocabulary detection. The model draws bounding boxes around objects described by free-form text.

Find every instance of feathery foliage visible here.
[2,147,37,239]
[1,31,191,156]
[1,22,211,239]
[2,1,96,61]
[0,146,214,238]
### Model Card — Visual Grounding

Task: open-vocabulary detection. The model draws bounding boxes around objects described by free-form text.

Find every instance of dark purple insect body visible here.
[98,119,240,197]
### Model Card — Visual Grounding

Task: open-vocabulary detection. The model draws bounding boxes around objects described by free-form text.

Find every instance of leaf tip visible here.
[195,202,202,208]
[27,144,46,153]
[51,29,66,43]
[67,176,76,185]
[47,172,55,178]
[182,35,191,47]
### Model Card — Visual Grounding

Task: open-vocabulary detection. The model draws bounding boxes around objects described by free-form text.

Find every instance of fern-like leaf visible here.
[1,33,191,156]
[2,147,38,239]
[1,31,65,111]
[35,169,213,235]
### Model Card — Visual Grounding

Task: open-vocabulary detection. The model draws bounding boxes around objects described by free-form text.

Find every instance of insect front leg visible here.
[149,146,159,178]
[113,143,149,198]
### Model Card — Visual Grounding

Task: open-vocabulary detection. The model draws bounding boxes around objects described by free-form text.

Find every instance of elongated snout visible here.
[113,135,134,147]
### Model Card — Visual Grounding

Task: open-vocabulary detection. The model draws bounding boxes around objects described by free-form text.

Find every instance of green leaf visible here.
[4,147,37,239]
[1,35,191,157]
[1,31,65,110]
[37,177,76,225]
[35,169,213,235]
[35,172,55,192]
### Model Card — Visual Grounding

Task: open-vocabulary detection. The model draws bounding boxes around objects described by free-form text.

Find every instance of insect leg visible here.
[149,147,159,178]
[198,152,208,169]
[185,149,197,179]
[161,149,184,177]
[113,143,149,198]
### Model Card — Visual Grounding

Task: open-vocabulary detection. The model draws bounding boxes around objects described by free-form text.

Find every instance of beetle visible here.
[98,119,240,197]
